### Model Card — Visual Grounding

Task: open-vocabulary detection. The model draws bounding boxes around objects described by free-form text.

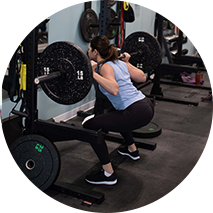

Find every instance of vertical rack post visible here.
[157,14,164,48]
[150,14,164,96]
[23,28,39,134]
[99,0,108,35]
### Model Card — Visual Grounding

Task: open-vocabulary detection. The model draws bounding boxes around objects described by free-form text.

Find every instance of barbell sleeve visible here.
[34,71,62,85]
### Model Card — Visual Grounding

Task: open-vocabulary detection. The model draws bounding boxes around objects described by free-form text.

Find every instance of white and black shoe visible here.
[117,147,140,160]
[85,170,117,185]
[82,114,95,126]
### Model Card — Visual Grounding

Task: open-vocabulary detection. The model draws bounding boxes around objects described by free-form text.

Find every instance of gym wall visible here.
[1,1,196,121]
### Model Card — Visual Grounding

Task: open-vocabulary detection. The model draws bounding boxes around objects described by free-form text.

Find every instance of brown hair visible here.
[90,35,118,64]
[16,0,22,10]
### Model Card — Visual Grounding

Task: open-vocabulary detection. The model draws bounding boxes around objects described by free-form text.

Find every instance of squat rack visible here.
[148,14,211,106]
[8,18,157,204]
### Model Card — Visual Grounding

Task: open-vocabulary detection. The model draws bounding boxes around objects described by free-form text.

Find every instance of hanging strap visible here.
[118,1,124,48]
[123,0,129,11]
[19,63,27,93]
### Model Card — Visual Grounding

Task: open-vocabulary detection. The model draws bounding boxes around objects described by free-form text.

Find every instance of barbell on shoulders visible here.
[34,49,149,86]
[118,50,142,59]
[35,31,161,105]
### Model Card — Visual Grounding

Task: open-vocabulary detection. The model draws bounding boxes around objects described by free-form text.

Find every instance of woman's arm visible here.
[92,61,119,96]
[121,53,147,83]
[125,62,147,83]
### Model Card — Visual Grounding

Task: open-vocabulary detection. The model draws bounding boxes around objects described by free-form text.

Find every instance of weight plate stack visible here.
[106,9,119,40]
[80,9,99,42]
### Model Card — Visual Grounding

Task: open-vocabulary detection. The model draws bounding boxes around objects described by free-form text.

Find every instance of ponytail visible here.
[91,35,118,64]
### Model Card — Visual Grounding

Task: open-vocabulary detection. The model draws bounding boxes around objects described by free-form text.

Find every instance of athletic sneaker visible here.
[117,147,140,160]
[201,92,213,102]
[85,170,117,185]
[82,114,95,125]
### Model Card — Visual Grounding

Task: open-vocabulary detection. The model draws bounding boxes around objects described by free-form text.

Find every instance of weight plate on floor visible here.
[80,9,99,42]
[132,122,162,138]
[108,0,117,7]
[37,42,93,105]
[106,9,119,40]
[199,0,213,26]
[121,31,162,73]
[9,134,60,191]
[2,24,10,53]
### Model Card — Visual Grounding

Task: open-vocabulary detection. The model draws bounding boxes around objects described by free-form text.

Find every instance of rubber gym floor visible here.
[45,72,212,212]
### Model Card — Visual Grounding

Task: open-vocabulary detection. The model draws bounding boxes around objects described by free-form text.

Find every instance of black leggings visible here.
[83,97,154,165]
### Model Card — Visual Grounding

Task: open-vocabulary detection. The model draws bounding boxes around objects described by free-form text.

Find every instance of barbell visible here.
[36,31,162,105]
[199,0,213,26]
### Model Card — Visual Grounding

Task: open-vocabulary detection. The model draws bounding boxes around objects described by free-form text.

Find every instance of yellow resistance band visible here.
[124,0,129,11]
[20,63,27,91]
